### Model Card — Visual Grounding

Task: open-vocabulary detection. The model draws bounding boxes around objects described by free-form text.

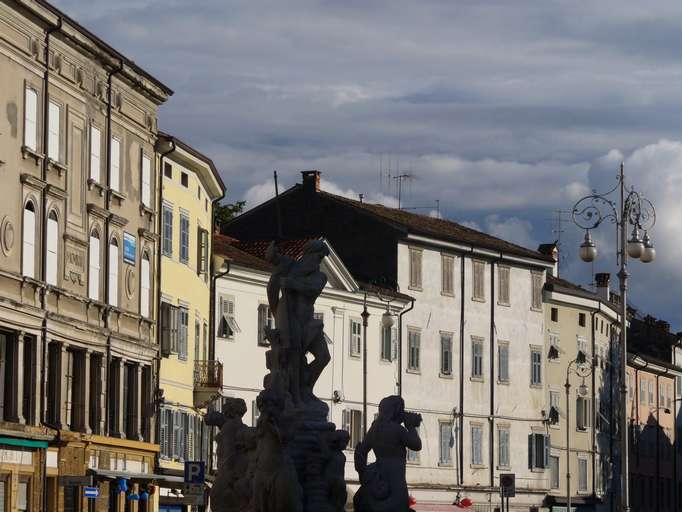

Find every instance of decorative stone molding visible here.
[110,214,128,228]
[87,204,110,219]
[46,184,67,201]
[1,217,15,256]
[20,173,46,191]
[137,228,158,242]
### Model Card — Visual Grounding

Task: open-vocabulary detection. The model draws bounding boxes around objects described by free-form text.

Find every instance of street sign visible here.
[184,461,205,484]
[500,473,516,497]
[59,476,92,487]
[83,487,99,499]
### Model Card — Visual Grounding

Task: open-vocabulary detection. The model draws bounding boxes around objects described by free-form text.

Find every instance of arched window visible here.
[140,252,151,318]
[108,238,119,306]
[88,230,100,300]
[22,202,36,278]
[46,211,59,285]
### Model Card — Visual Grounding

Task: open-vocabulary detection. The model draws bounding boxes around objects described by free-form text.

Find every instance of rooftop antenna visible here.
[393,173,413,210]
[547,209,571,277]
[359,193,364,203]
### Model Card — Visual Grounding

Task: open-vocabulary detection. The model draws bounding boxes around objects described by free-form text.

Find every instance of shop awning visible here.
[0,437,48,449]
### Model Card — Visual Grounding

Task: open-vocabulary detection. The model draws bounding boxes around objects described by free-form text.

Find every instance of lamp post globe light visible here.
[571,162,657,512]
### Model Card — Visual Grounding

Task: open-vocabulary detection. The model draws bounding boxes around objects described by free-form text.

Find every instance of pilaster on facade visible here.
[82,349,92,434]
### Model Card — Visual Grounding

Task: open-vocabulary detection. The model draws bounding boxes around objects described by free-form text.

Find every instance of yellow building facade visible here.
[155,133,224,511]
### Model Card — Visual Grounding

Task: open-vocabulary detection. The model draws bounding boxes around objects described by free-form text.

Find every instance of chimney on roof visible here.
[595,272,610,301]
[301,170,321,193]
[537,241,559,276]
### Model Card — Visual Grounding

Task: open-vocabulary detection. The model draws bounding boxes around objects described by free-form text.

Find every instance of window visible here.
[660,383,665,408]
[550,391,561,418]
[528,432,549,469]
[381,326,396,362]
[181,171,189,187]
[498,344,509,382]
[24,87,38,151]
[409,248,422,289]
[440,334,452,376]
[160,303,178,357]
[140,253,151,318]
[17,479,28,512]
[89,125,101,181]
[530,348,542,385]
[551,307,558,322]
[640,380,647,405]
[180,214,190,264]
[498,266,510,305]
[108,239,119,306]
[578,458,588,491]
[579,312,586,327]
[218,296,239,338]
[576,396,590,431]
[110,137,120,192]
[439,422,453,465]
[88,231,100,300]
[164,162,172,178]
[531,272,543,309]
[141,154,152,208]
[666,384,672,409]
[22,202,37,280]
[408,329,420,371]
[178,307,188,360]
[258,304,274,346]
[349,319,362,357]
[473,260,485,301]
[46,211,58,286]
[648,381,654,405]
[471,425,483,465]
[197,228,209,275]
[194,319,201,362]
[162,206,173,256]
[498,427,510,468]
[577,336,588,356]
[342,409,363,449]
[48,100,60,161]
[441,254,454,295]
[472,338,483,379]
[549,455,560,489]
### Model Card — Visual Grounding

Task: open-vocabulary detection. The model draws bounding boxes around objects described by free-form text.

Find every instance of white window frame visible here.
[88,231,100,300]
[472,337,484,379]
[349,319,362,357]
[409,247,422,289]
[408,328,420,371]
[530,347,542,385]
[89,125,101,182]
[22,202,36,279]
[45,211,58,286]
[24,87,38,151]
[439,421,453,465]
[441,253,454,295]
[47,100,61,161]
[440,333,453,376]
[471,424,483,466]
[140,253,151,318]
[218,295,239,339]
[108,238,119,307]
[141,154,152,208]
[498,426,510,468]
[257,303,274,346]
[179,213,190,264]
[162,205,173,256]
[110,136,121,192]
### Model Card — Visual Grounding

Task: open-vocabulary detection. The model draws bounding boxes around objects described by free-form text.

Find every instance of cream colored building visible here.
[0,0,172,510]
[155,133,225,509]
[542,273,620,512]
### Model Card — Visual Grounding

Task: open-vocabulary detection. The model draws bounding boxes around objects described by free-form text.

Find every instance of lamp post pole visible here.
[571,162,656,512]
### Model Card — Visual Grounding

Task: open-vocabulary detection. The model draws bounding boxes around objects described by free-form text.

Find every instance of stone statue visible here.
[353,395,422,512]
[205,397,256,512]
[211,239,347,512]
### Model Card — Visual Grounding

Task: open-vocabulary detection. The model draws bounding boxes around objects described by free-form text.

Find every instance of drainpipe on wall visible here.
[102,59,124,438]
[458,248,473,487]
[397,299,414,397]
[153,136,176,462]
[39,17,62,512]
[208,194,225,362]
[591,307,599,499]
[489,256,501,489]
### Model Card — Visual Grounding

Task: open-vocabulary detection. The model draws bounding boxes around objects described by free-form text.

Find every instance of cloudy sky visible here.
[55,0,682,329]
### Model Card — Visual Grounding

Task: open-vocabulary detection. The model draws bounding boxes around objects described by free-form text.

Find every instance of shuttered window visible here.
[380,326,394,362]
[24,87,38,151]
[108,239,119,306]
[48,101,60,161]
[110,137,120,192]
[218,296,239,338]
[194,320,201,363]
[498,266,510,305]
[578,458,588,491]
[162,206,173,256]
[440,334,452,375]
[64,350,74,428]
[197,228,209,275]
[550,456,560,489]
[140,254,150,318]
[471,425,483,465]
[528,433,549,469]
[349,319,362,357]
[576,396,590,431]
[257,304,274,346]
[472,338,483,378]
[473,260,485,301]
[89,126,101,181]
[46,212,58,286]
[530,349,542,385]
[342,409,363,449]
[498,427,510,467]
[531,272,543,310]
[439,422,453,465]
[498,344,509,382]
[409,248,422,289]
[22,203,36,278]
[178,308,188,360]
[180,214,190,264]
[408,329,420,371]
[441,254,454,295]
[141,154,152,208]
[88,232,100,300]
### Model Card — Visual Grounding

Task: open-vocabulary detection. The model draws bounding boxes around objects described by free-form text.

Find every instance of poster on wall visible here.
[123,232,137,264]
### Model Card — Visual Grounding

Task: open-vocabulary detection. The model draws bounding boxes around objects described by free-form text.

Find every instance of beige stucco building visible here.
[0,0,172,510]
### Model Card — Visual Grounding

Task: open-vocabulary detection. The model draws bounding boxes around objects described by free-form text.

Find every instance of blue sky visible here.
[54,0,682,330]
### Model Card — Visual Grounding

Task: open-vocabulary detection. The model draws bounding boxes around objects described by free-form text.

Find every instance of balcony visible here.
[193,360,223,407]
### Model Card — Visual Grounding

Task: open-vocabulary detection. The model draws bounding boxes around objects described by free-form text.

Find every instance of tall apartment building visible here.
[542,273,621,511]
[223,171,557,510]
[0,0,171,510]
[154,133,225,511]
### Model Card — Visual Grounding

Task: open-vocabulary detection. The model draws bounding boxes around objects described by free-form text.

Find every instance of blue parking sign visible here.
[184,461,205,484]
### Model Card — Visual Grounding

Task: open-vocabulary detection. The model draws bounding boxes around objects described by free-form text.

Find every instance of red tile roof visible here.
[233,238,318,262]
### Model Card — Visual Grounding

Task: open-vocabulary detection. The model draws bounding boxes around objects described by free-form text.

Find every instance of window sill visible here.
[530,383,543,389]
[530,307,543,313]
[47,158,66,176]
[87,178,107,197]
[21,145,44,164]
[469,464,487,470]
[439,372,453,379]
[408,285,423,292]
[349,353,361,359]
[497,379,510,386]
[406,460,420,466]
[406,368,421,375]
[257,342,270,348]
[470,376,484,383]
[379,358,393,365]
[496,465,511,471]
[441,291,455,298]
[576,428,589,434]
[497,301,511,307]
[140,204,154,217]
[471,297,486,303]
[438,462,453,468]
[530,467,546,473]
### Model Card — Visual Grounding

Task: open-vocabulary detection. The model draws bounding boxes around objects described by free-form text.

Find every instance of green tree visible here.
[215,201,246,230]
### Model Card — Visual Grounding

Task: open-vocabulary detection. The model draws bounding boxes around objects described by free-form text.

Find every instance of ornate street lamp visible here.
[571,162,657,512]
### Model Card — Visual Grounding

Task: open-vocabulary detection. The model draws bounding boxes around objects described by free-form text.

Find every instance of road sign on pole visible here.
[83,487,99,499]
[184,461,205,484]
[500,473,516,498]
